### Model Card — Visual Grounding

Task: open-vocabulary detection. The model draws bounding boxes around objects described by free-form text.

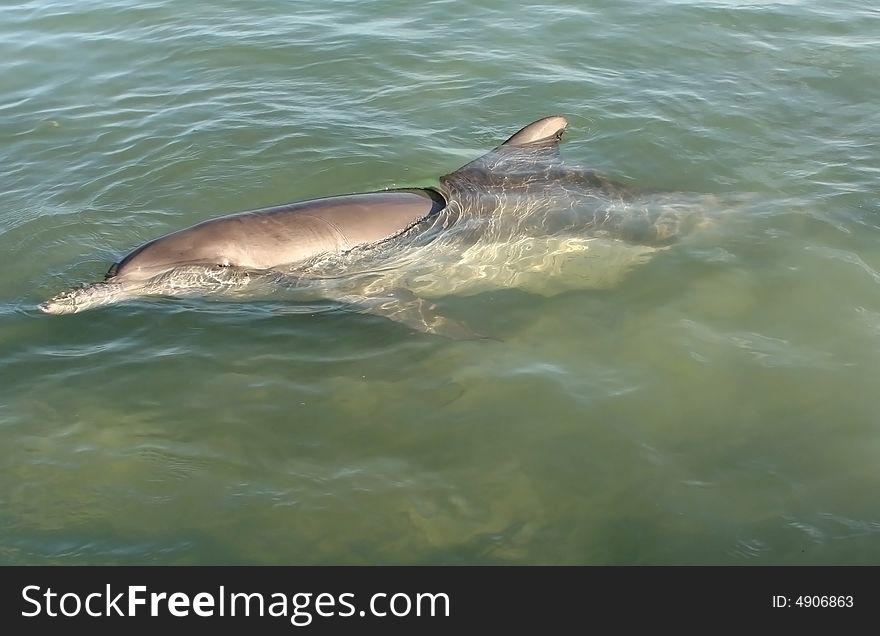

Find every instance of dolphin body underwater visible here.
[40,116,706,336]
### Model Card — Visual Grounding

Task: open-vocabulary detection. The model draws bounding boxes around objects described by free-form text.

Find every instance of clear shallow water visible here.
[2,0,880,564]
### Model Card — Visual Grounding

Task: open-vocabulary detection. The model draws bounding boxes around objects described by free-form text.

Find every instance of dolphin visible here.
[40,116,705,335]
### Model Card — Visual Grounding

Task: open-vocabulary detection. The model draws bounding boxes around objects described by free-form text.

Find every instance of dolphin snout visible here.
[39,295,79,315]
[40,281,125,315]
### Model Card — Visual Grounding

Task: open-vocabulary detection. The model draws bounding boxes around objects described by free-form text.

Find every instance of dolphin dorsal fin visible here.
[501,115,568,147]
[441,116,569,185]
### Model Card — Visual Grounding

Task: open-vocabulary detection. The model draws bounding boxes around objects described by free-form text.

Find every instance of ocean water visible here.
[2,0,879,564]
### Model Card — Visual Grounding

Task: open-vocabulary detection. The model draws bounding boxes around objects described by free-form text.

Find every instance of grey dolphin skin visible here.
[40,116,705,335]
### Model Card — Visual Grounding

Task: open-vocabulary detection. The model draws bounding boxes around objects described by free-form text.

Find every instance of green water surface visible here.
[1,0,879,564]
